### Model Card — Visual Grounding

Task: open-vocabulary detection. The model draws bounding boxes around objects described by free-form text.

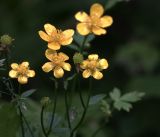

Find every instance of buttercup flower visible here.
[42,49,71,78]
[38,23,74,50]
[9,62,35,84]
[75,3,113,35]
[80,54,108,80]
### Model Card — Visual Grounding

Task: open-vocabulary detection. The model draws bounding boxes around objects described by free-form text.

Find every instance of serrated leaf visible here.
[21,89,36,98]
[89,94,106,105]
[121,92,145,102]
[114,101,132,112]
[109,88,121,101]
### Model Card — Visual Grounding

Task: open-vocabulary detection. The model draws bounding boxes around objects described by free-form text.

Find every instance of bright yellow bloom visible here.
[9,62,35,84]
[75,3,113,36]
[38,23,74,50]
[80,54,108,80]
[42,49,71,78]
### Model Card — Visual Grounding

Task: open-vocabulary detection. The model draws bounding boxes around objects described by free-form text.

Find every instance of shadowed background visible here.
[0,0,160,137]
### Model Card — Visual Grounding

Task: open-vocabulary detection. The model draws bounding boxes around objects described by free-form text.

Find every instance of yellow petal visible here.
[62,63,71,71]
[80,60,89,69]
[42,62,53,72]
[38,31,50,42]
[54,67,64,78]
[88,54,99,61]
[58,52,69,61]
[75,11,90,22]
[44,23,56,35]
[99,59,108,69]
[77,23,90,36]
[9,70,18,78]
[18,76,28,84]
[92,26,106,35]
[11,63,19,70]
[82,69,91,78]
[60,37,73,45]
[48,42,61,50]
[93,70,103,80]
[21,62,29,67]
[99,16,113,28]
[27,70,35,77]
[90,3,104,17]
[45,49,57,61]
[61,29,74,39]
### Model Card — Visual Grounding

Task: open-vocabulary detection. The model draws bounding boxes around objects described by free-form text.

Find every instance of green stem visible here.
[80,35,88,54]
[70,78,92,137]
[21,113,35,137]
[47,83,58,136]
[41,106,48,137]
[65,89,72,132]
[19,106,25,137]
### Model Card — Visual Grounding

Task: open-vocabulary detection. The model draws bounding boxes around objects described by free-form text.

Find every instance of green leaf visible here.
[105,0,130,10]
[114,101,132,112]
[121,92,145,102]
[89,94,106,105]
[109,88,121,101]
[110,88,144,112]
[21,89,36,98]
[0,59,5,67]
[0,101,20,137]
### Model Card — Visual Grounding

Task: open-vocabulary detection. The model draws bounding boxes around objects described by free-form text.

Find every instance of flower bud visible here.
[0,35,13,45]
[40,97,51,107]
[73,53,84,64]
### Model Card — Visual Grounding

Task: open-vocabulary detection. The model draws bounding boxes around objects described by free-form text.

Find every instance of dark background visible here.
[0,0,160,137]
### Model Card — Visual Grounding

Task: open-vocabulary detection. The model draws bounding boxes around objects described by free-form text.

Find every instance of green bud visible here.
[0,35,13,45]
[40,97,51,107]
[73,53,84,64]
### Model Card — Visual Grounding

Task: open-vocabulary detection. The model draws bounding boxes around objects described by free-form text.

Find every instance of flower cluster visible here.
[39,24,74,78]
[9,3,112,82]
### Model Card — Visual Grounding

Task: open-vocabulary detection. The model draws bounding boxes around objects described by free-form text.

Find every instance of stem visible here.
[80,35,88,53]
[70,78,92,137]
[65,89,72,132]
[41,106,48,137]
[21,113,35,137]
[47,83,58,135]
[78,75,86,109]
[4,50,9,72]
[19,106,25,137]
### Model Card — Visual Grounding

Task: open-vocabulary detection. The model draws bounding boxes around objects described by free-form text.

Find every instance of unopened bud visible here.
[40,97,51,107]
[73,53,84,64]
[0,35,14,45]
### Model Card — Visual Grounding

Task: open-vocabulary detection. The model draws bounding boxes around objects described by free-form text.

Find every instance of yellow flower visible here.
[38,23,74,50]
[9,62,35,84]
[80,54,108,80]
[42,49,71,78]
[75,3,113,35]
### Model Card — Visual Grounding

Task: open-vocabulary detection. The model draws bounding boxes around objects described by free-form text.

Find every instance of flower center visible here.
[53,29,62,42]
[90,16,100,27]
[87,60,98,70]
[17,65,28,75]
[52,56,63,66]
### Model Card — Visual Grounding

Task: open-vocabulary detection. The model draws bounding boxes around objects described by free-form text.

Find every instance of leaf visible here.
[105,0,130,10]
[110,88,144,112]
[21,89,36,98]
[0,102,20,137]
[0,59,5,67]
[114,101,132,112]
[109,88,121,101]
[121,92,145,102]
[89,94,106,105]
